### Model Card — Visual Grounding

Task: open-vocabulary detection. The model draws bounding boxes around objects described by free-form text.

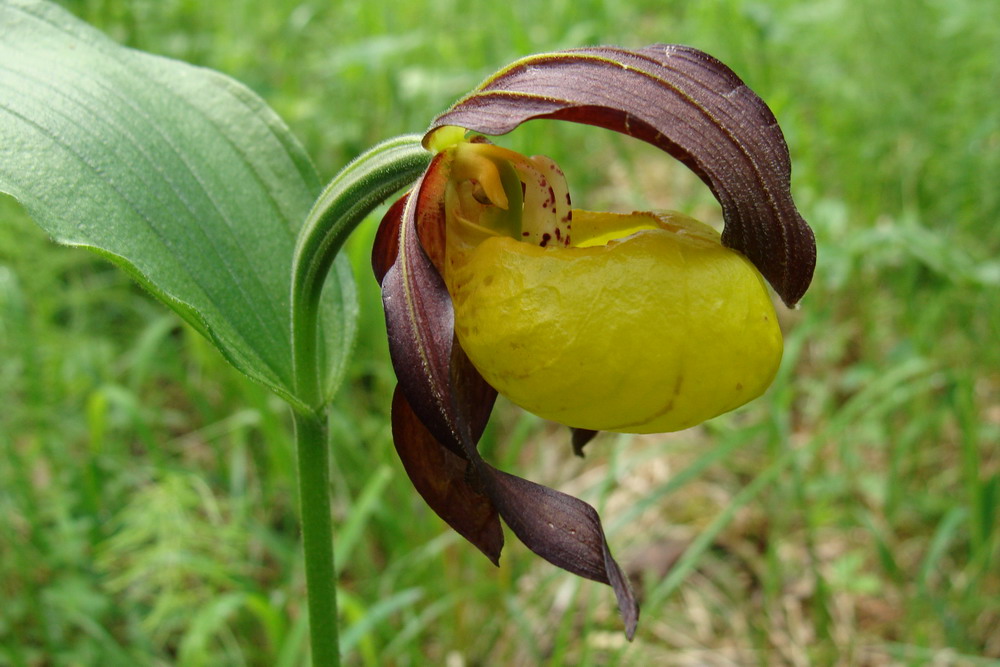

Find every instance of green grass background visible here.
[2,0,999,664]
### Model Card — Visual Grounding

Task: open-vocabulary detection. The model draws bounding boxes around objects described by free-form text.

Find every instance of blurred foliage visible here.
[2,0,998,664]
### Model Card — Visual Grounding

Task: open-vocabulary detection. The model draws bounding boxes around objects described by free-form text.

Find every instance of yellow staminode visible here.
[442,142,783,434]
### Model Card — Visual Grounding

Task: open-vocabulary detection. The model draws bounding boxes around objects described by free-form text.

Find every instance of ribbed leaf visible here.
[0,0,353,408]
[427,44,816,307]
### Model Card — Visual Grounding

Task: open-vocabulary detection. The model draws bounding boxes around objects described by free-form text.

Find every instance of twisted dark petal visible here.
[379,153,468,456]
[391,386,504,563]
[427,44,816,307]
[481,466,639,639]
[378,150,639,637]
[381,241,462,455]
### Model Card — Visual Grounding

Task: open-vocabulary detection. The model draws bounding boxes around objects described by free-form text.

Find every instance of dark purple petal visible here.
[391,386,504,564]
[381,247,462,455]
[427,44,816,307]
[380,152,469,455]
[480,465,639,639]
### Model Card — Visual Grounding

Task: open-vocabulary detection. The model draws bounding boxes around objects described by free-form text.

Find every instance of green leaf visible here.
[0,0,354,409]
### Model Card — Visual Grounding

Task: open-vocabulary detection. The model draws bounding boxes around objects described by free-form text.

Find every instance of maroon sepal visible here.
[427,44,816,307]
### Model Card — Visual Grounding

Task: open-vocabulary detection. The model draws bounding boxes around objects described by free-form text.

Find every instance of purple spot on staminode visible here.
[540,233,551,247]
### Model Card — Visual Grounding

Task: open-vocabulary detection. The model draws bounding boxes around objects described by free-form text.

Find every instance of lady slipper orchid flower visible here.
[373,44,815,638]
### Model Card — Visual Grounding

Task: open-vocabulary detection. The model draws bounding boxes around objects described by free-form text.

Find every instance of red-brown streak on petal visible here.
[391,386,504,564]
[412,150,452,276]
[426,44,816,307]
[372,192,408,284]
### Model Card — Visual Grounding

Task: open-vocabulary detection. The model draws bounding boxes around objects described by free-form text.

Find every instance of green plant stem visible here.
[294,410,339,666]
[291,135,431,407]
[289,135,430,666]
